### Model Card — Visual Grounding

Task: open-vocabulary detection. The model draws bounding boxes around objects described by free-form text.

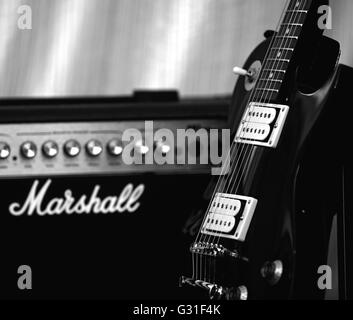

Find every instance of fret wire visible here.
[262,69,286,73]
[282,23,303,26]
[262,56,292,69]
[271,47,294,51]
[255,88,279,92]
[258,79,282,83]
[267,58,290,63]
[261,72,286,81]
[276,36,299,39]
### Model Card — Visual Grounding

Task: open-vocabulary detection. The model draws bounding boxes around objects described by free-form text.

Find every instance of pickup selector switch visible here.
[260,260,283,285]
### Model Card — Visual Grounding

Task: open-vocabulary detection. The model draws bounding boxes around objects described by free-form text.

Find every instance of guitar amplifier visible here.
[0,94,229,299]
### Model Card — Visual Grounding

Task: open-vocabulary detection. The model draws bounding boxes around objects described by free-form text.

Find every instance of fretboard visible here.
[253,0,312,102]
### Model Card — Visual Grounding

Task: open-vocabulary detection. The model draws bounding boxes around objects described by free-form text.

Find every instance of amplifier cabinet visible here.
[0,96,229,299]
[0,175,211,299]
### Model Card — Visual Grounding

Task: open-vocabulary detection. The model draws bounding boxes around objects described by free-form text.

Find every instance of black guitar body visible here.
[181,0,352,300]
[227,34,341,299]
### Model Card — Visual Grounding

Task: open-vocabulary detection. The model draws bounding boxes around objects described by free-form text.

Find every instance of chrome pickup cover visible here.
[201,193,257,241]
[235,102,289,148]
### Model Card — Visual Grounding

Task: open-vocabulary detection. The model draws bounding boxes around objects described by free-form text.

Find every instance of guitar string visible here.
[193,0,293,283]
[194,143,235,281]
[212,0,308,264]
[198,0,306,283]
[194,130,241,281]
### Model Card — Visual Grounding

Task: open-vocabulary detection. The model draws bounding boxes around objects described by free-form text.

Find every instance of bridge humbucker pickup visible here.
[235,102,289,148]
[201,193,257,241]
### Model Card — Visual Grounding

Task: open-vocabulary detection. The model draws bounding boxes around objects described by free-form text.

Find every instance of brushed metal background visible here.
[0,0,351,97]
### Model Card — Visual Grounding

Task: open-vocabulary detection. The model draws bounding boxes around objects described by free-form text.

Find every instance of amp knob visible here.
[20,141,37,159]
[64,140,81,157]
[42,140,59,158]
[0,142,10,159]
[107,139,123,156]
[155,140,171,155]
[86,139,103,157]
[134,140,149,155]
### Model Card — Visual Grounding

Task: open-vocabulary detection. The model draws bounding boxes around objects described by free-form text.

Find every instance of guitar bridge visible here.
[235,102,289,148]
[201,193,257,241]
[190,242,239,258]
[179,276,248,300]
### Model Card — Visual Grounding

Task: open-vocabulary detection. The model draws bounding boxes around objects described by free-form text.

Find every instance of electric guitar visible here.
[181,0,342,300]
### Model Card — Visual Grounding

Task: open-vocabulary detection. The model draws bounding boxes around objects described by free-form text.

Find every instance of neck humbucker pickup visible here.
[201,193,257,241]
[235,102,289,148]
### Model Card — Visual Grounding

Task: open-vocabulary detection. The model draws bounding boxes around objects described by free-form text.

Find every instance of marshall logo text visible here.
[9,179,145,216]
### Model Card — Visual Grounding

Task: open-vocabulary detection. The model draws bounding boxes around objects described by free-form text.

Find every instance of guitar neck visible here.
[253,0,313,102]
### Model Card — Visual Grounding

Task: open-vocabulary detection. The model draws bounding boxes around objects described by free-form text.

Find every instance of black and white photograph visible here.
[0,0,352,307]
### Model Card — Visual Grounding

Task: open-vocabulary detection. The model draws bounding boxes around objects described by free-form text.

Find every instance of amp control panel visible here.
[0,120,224,177]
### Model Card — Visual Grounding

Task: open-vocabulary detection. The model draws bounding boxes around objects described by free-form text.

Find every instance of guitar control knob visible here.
[236,286,248,301]
[42,140,59,158]
[64,140,81,157]
[134,140,149,155]
[233,66,252,77]
[86,139,103,157]
[107,139,123,156]
[260,260,283,285]
[20,141,37,159]
[0,142,10,159]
